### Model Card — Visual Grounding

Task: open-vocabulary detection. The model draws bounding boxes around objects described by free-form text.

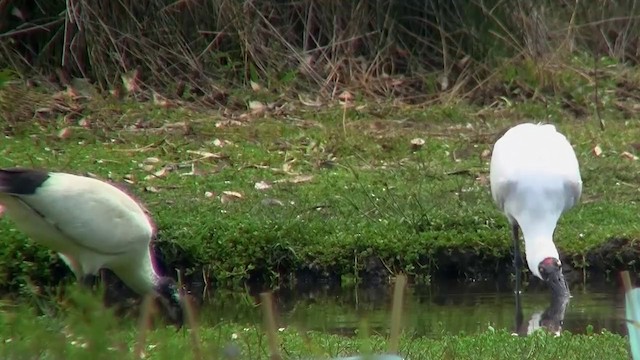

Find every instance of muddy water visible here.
[195,280,628,338]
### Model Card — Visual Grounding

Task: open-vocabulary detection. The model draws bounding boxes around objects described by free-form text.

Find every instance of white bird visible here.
[490,123,582,297]
[0,167,184,325]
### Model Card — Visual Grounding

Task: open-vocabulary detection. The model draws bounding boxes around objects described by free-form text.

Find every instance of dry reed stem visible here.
[260,291,282,360]
[133,293,156,359]
[388,273,407,354]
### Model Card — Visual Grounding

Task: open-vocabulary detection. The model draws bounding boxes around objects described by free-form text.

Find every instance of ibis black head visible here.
[154,277,185,328]
[538,257,570,298]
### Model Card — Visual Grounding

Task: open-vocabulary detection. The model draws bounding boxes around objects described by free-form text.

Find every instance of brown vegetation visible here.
[1,0,639,104]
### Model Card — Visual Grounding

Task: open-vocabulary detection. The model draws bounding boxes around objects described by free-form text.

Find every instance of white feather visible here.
[490,123,582,279]
[0,172,159,294]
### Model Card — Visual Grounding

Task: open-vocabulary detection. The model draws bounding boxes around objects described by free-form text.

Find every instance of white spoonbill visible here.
[0,167,184,325]
[490,123,582,297]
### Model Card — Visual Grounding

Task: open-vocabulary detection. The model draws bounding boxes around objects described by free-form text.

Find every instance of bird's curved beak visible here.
[539,257,570,298]
[169,289,186,329]
[153,278,187,329]
[546,267,570,298]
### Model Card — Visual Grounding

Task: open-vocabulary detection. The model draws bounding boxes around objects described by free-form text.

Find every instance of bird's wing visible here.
[9,173,153,256]
[563,179,582,212]
[491,179,515,213]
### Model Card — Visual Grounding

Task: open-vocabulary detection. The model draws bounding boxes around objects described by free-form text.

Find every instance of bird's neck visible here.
[519,216,561,277]
[116,250,162,295]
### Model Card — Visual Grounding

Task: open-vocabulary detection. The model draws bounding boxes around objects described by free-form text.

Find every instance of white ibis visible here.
[490,123,582,297]
[0,167,184,325]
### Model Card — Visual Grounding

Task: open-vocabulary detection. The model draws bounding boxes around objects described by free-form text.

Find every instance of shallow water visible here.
[195,279,628,338]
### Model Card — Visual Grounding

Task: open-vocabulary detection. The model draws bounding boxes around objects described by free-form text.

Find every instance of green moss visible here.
[0,91,639,291]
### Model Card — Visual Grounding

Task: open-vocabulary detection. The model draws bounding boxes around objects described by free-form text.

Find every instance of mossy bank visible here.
[1,85,640,294]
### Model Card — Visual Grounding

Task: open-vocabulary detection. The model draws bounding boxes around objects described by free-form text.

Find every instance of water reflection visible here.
[514,292,569,336]
[192,280,626,338]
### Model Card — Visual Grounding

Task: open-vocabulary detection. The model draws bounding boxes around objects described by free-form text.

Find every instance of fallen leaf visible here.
[145,186,160,193]
[275,174,314,184]
[215,120,243,128]
[220,190,244,203]
[250,81,262,91]
[66,86,80,98]
[480,149,491,159]
[141,164,155,172]
[78,118,91,128]
[282,161,295,173]
[410,138,425,150]
[161,122,188,132]
[57,127,72,139]
[248,100,266,114]
[288,174,314,183]
[475,174,489,186]
[261,198,284,207]
[146,167,171,179]
[213,138,232,147]
[144,157,161,164]
[298,94,323,107]
[186,150,223,159]
[35,107,54,115]
[153,92,173,108]
[338,90,354,102]
[154,168,169,177]
[69,78,96,98]
[621,151,638,160]
[222,190,243,197]
[254,181,271,190]
[205,191,215,198]
[592,145,603,157]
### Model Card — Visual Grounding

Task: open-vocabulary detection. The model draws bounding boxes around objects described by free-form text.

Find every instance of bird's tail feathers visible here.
[0,168,50,195]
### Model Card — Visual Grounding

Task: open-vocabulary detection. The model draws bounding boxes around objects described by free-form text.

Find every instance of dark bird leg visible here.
[514,286,524,335]
[511,221,525,334]
[511,222,522,295]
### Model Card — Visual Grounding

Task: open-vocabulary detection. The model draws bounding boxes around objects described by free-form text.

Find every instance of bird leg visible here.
[514,285,524,335]
[511,223,522,295]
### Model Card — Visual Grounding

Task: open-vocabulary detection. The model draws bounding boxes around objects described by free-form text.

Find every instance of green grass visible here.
[0,90,640,291]
[0,321,630,360]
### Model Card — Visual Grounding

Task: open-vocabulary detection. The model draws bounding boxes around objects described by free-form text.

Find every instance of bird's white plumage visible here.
[490,123,582,279]
[0,172,159,294]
